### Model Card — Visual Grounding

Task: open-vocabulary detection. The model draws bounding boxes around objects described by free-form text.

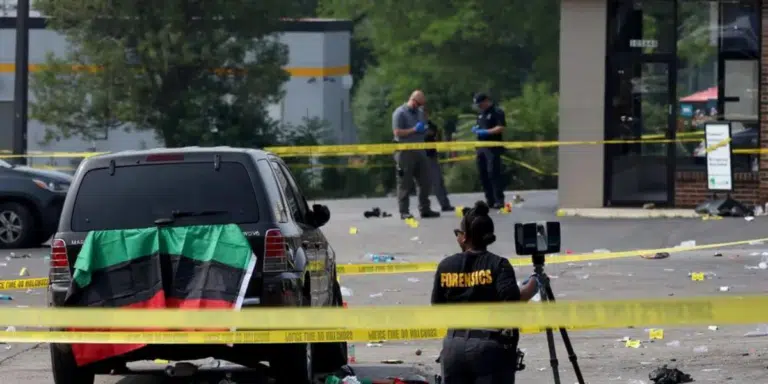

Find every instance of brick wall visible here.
[675,172,759,208]
[674,2,768,208]
[759,1,768,203]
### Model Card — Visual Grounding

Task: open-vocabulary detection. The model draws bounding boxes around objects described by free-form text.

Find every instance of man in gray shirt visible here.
[392,90,440,219]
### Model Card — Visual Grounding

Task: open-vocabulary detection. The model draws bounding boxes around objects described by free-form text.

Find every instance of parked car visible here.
[0,159,71,248]
[47,147,346,384]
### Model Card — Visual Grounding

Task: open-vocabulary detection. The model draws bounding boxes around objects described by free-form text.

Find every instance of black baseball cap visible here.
[473,93,489,104]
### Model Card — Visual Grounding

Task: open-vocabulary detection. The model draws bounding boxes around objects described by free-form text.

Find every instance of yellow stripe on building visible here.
[0,63,349,77]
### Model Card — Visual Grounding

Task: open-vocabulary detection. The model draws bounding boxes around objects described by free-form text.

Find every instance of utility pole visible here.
[13,0,30,165]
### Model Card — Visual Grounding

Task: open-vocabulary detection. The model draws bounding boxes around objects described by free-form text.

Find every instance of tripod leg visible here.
[544,284,586,384]
[539,284,562,384]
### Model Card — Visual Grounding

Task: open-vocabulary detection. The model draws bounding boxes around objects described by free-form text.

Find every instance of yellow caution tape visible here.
[0,278,48,291]
[0,325,594,344]
[3,235,768,290]
[0,295,766,330]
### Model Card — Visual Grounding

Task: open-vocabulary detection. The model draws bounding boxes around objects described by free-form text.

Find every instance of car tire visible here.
[0,202,36,249]
[314,278,348,373]
[51,345,95,384]
[271,292,314,384]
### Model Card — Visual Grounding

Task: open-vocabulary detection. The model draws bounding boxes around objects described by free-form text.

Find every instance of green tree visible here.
[30,0,296,148]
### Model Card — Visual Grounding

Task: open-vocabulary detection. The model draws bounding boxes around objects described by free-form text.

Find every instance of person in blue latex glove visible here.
[472,93,507,210]
[392,90,440,220]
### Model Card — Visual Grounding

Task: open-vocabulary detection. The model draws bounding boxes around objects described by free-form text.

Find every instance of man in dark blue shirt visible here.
[471,93,506,209]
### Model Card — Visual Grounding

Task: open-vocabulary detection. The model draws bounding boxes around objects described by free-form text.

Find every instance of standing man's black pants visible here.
[440,330,517,384]
[476,147,504,206]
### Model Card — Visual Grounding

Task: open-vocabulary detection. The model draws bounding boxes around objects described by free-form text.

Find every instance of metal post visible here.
[13,0,30,165]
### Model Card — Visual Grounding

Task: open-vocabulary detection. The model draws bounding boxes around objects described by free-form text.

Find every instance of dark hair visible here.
[460,201,496,249]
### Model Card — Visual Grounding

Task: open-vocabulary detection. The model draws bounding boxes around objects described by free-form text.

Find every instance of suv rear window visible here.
[70,162,260,231]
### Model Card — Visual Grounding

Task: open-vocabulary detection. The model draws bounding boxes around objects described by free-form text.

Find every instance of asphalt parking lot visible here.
[1,190,768,383]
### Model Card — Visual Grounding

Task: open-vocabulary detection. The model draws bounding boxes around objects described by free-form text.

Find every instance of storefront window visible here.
[675,0,759,172]
[609,0,676,54]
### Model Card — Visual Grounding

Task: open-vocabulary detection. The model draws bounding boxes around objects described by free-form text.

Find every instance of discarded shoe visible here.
[364,207,382,218]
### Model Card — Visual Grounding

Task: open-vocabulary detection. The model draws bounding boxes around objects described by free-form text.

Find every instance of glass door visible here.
[605,56,675,205]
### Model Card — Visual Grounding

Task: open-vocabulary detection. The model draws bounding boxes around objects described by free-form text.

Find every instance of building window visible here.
[676,0,759,173]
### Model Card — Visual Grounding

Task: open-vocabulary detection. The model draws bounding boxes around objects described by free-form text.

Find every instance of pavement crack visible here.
[0,343,43,367]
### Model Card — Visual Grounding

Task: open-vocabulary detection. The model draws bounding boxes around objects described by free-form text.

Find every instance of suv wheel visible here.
[314,278,348,373]
[0,202,35,249]
[271,293,314,384]
[51,345,95,384]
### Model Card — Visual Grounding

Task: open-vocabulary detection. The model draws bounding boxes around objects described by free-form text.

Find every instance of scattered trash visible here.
[643,202,655,209]
[340,286,353,297]
[415,349,422,356]
[750,252,760,256]
[759,262,768,270]
[368,254,395,263]
[407,277,420,283]
[692,346,708,353]
[380,359,403,364]
[6,253,30,259]
[6,326,16,332]
[18,267,28,277]
[363,207,391,218]
[663,268,675,272]
[384,289,400,292]
[369,293,384,298]
[367,342,383,347]
[678,240,696,248]
[410,236,419,241]
[689,271,715,281]
[593,249,610,253]
[648,365,693,384]
[713,252,722,257]
[641,252,669,260]
[745,216,755,221]
[718,286,729,292]
[0,295,12,301]
[744,324,768,337]
[349,227,358,235]
[707,325,718,331]
[665,340,680,347]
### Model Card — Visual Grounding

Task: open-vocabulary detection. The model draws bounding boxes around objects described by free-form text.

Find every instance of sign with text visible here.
[704,122,733,191]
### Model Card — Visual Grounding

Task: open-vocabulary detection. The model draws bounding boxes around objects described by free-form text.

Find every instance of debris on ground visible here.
[366,342,383,347]
[713,252,723,257]
[363,207,392,218]
[745,216,755,221]
[6,253,31,259]
[678,240,696,248]
[367,253,395,263]
[641,252,669,260]
[369,292,383,298]
[744,324,768,337]
[665,340,680,347]
[708,325,718,331]
[340,286,353,297]
[648,365,693,384]
[693,345,708,353]
[593,249,610,253]
[407,277,420,283]
[415,348,422,356]
[349,227,358,235]
[19,267,28,276]
[718,286,729,292]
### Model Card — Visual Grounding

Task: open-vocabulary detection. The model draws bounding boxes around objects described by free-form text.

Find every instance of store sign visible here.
[629,39,658,48]
[680,104,693,117]
[704,122,733,191]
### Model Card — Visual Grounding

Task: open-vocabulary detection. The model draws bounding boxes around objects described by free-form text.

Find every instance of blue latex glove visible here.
[414,121,426,133]
[475,128,490,138]
[471,125,480,133]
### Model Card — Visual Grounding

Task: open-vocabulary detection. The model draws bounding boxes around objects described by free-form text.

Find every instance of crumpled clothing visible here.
[649,365,693,384]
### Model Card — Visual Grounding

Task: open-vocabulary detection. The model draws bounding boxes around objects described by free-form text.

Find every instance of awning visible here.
[680,87,717,102]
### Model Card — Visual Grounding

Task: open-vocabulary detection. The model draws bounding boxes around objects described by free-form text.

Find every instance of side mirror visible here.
[310,204,330,228]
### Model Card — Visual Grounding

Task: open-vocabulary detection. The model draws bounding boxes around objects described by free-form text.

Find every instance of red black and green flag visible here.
[64,224,256,366]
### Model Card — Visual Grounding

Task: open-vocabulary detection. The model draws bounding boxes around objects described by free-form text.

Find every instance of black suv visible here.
[47,147,346,384]
[0,159,71,248]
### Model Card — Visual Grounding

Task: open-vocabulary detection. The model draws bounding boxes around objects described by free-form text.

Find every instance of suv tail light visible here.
[263,229,287,272]
[50,239,71,285]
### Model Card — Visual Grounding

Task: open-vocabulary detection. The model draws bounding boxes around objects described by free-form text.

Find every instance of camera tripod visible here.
[532,253,585,384]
